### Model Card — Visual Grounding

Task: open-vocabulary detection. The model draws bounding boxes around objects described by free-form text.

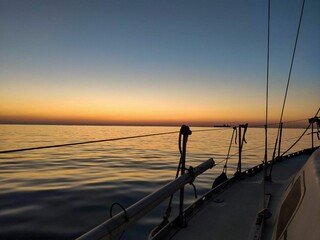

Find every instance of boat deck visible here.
[168,153,310,240]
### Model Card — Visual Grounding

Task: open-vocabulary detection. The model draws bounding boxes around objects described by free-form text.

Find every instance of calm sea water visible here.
[0,124,316,239]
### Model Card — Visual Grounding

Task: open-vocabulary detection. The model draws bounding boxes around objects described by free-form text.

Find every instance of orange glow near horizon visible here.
[0,67,318,127]
[0,98,314,127]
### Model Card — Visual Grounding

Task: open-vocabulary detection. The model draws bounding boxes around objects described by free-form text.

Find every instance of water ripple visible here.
[0,125,315,239]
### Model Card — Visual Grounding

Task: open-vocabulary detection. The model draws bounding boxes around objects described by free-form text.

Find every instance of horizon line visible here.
[0,122,308,129]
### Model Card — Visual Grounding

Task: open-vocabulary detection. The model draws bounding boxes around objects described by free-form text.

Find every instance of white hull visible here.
[151,148,320,240]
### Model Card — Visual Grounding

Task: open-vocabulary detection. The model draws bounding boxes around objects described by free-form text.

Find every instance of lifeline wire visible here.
[281,107,320,156]
[0,118,309,154]
[0,131,180,154]
[249,118,308,128]
[0,128,229,154]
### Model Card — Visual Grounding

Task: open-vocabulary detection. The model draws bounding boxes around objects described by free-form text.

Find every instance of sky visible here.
[0,0,319,127]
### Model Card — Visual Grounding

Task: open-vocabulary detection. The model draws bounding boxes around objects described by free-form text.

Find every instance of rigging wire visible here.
[272,0,306,156]
[262,0,271,209]
[279,0,306,126]
[268,0,306,179]
[264,0,271,170]
[223,127,237,173]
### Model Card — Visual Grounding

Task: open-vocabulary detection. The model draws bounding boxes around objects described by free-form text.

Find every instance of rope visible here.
[163,126,191,222]
[109,202,128,240]
[223,127,237,173]
[235,124,248,174]
[215,158,228,166]
[109,202,128,221]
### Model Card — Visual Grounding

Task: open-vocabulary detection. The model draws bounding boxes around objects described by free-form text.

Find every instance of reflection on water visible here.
[0,124,316,239]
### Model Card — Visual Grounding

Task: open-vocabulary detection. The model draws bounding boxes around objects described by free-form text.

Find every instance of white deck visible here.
[169,153,312,240]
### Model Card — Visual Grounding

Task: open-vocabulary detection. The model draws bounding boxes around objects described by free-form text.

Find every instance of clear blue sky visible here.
[0,0,319,126]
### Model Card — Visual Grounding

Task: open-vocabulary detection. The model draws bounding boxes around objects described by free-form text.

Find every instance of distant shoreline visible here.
[0,122,307,129]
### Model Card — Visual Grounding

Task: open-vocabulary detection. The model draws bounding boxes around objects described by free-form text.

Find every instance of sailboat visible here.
[76,120,319,240]
[76,0,320,239]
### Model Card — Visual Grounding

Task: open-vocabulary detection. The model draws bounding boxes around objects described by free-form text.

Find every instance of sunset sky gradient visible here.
[0,0,319,127]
